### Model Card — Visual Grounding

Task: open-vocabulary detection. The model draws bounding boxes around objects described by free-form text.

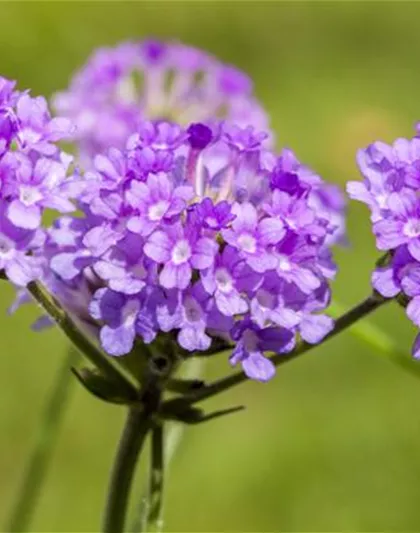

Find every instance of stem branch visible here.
[169,293,388,407]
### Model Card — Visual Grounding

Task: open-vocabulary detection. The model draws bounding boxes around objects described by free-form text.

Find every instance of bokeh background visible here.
[2,2,420,531]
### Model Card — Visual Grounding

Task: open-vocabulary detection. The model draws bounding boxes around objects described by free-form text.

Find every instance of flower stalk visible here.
[102,406,154,533]
[146,424,165,533]
[164,293,390,410]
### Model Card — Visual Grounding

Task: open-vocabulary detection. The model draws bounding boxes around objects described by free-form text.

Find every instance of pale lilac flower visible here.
[126,172,193,236]
[4,153,76,229]
[230,320,295,382]
[201,245,253,316]
[157,284,232,352]
[190,198,235,231]
[89,287,161,356]
[0,201,44,286]
[222,202,285,272]
[374,191,420,260]
[144,222,218,289]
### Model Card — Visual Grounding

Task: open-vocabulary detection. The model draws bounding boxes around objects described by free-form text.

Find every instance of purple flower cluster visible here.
[45,119,341,381]
[347,128,420,357]
[0,76,75,286]
[53,39,271,166]
[1,41,348,382]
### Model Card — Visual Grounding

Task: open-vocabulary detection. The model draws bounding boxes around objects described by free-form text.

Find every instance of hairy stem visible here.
[26,280,138,399]
[167,293,389,408]
[7,347,78,533]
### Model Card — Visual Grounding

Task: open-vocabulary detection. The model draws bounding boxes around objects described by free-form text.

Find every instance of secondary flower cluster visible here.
[0,76,75,286]
[347,128,420,357]
[43,120,342,381]
[53,39,271,166]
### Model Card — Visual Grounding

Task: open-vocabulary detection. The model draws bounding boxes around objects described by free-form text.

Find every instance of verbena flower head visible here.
[1,42,346,382]
[44,119,342,381]
[53,39,272,166]
[347,127,420,357]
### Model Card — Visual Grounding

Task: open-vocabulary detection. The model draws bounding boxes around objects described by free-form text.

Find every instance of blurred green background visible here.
[2,2,420,531]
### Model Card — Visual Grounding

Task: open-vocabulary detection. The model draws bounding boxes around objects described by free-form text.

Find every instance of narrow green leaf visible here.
[72,367,138,405]
[329,301,420,378]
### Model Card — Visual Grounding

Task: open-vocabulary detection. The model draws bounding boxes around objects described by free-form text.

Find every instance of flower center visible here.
[376,193,387,209]
[404,219,420,238]
[237,233,256,253]
[122,299,140,327]
[215,267,233,293]
[19,186,42,206]
[148,200,169,221]
[277,254,292,272]
[172,239,191,265]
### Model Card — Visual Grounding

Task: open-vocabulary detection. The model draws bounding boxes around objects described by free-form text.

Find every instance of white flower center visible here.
[404,219,420,238]
[376,193,387,209]
[277,255,292,272]
[215,267,233,293]
[238,233,256,253]
[122,299,139,327]
[20,186,42,206]
[148,200,169,221]
[171,239,191,265]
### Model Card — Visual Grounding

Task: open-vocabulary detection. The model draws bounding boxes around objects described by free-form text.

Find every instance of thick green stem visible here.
[167,293,389,408]
[102,407,152,533]
[26,281,138,399]
[132,358,205,533]
[102,369,163,533]
[7,347,78,533]
[146,424,164,533]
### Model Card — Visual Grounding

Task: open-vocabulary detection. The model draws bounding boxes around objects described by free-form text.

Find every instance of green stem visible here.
[26,281,138,399]
[6,347,78,533]
[167,293,389,408]
[102,407,152,533]
[146,424,164,533]
[103,367,163,533]
[132,358,205,533]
